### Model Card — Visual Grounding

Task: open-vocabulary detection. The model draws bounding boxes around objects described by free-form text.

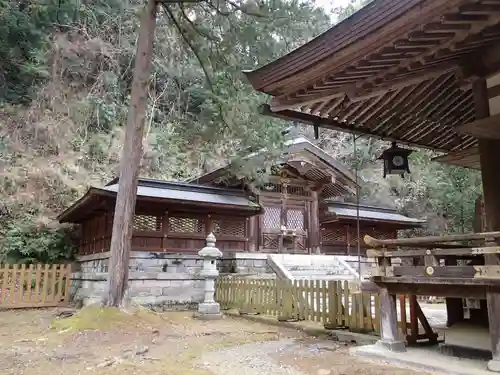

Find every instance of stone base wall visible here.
[72,251,276,308]
[228,253,273,275]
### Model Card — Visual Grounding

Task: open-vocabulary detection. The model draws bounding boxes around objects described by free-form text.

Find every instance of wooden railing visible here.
[0,264,71,309]
[364,232,500,281]
[215,277,381,334]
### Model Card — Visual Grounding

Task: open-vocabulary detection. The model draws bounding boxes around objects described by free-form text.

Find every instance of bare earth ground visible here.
[0,307,429,375]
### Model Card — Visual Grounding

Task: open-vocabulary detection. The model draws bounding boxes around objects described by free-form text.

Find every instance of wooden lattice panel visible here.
[168,216,205,234]
[262,233,279,249]
[133,215,160,231]
[213,219,245,237]
[287,185,310,197]
[286,209,304,230]
[321,227,346,242]
[296,235,306,250]
[263,206,281,229]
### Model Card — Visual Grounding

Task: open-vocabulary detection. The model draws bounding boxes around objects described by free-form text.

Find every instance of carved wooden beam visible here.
[456,113,500,140]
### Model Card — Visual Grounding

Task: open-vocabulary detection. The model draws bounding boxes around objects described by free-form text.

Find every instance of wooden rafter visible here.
[244,0,500,152]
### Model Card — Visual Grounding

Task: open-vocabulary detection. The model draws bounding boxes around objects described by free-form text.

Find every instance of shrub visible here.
[0,216,76,264]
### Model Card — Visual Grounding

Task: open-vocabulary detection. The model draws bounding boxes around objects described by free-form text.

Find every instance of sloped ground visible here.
[0,307,429,375]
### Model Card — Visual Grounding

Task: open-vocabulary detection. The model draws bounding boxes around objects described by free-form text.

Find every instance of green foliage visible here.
[0,0,484,247]
[0,217,76,264]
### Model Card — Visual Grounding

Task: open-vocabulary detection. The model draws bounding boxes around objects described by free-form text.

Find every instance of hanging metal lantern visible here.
[378,142,413,178]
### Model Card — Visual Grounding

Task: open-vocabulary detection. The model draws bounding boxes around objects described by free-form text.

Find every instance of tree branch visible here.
[179,3,217,42]
[162,3,215,91]
[161,3,231,130]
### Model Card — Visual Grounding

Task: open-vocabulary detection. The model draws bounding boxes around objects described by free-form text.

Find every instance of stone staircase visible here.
[267,254,374,283]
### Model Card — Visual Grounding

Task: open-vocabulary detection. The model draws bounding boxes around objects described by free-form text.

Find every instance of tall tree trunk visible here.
[106,0,158,307]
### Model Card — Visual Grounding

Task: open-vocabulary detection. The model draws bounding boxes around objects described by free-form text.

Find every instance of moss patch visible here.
[51,304,163,332]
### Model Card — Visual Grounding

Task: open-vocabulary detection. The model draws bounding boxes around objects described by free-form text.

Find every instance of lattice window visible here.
[262,233,279,249]
[296,235,306,250]
[168,216,205,233]
[133,215,161,231]
[213,219,245,237]
[321,227,346,242]
[263,206,281,229]
[286,209,304,230]
[287,185,310,197]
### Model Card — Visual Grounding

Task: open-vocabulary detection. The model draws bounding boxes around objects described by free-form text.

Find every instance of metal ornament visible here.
[378,142,413,178]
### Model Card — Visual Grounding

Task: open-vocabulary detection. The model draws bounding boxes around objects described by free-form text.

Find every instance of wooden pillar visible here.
[248,216,258,252]
[106,0,157,307]
[310,190,321,254]
[474,77,500,371]
[378,287,406,352]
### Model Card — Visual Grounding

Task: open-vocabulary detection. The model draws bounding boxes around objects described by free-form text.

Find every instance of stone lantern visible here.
[194,232,223,320]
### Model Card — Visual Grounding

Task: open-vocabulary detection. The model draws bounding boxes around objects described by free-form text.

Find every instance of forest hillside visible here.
[0,0,482,262]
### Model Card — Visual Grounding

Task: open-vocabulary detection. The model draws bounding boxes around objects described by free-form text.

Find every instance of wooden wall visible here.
[320,222,397,256]
[78,210,249,255]
[257,180,313,253]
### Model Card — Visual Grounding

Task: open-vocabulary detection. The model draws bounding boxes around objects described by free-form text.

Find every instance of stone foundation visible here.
[228,253,273,275]
[71,251,276,307]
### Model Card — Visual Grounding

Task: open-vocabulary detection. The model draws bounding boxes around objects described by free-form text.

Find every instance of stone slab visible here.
[193,311,224,320]
[352,344,493,375]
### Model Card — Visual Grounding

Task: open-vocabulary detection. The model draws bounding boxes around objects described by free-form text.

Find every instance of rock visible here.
[317,370,331,375]
[135,346,149,355]
[96,359,115,368]
[57,311,75,319]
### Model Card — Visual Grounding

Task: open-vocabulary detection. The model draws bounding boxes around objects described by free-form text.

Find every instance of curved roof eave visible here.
[244,0,434,94]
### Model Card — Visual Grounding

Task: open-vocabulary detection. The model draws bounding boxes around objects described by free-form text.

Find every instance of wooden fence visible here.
[0,264,72,309]
[216,277,380,334]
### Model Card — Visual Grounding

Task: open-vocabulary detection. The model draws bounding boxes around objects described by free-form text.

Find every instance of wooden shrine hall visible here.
[243,0,500,371]
[58,178,263,255]
[190,137,423,255]
[60,138,422,257]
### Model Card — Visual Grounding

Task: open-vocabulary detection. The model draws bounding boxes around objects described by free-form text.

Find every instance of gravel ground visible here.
[0,307,429,375]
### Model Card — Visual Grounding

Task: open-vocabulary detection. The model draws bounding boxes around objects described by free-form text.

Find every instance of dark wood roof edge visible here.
[189,136,357,186]
[107,177,249,197]
[58,185,263,224]
[321,216,424,228]
[57,187,104,223]
[326,200,403,214]
[244,0,427,92]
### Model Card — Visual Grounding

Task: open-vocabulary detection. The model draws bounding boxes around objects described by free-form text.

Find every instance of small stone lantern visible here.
[194,233,223,320]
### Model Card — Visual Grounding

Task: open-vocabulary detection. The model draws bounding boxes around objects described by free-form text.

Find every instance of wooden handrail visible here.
[367,246,500,258]
[364,231,500,249]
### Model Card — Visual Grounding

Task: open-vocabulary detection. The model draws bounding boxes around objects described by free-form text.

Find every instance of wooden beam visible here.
[376,280,487,299]
[310,190,320,254]
[456,113,500,140]
[364,232,500,248]
[367,246,500,258]
[270,92,345,112]
[432,146,480,169]
[393,266,476,278]
[259,104,444,152]
[487,292,500,371]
